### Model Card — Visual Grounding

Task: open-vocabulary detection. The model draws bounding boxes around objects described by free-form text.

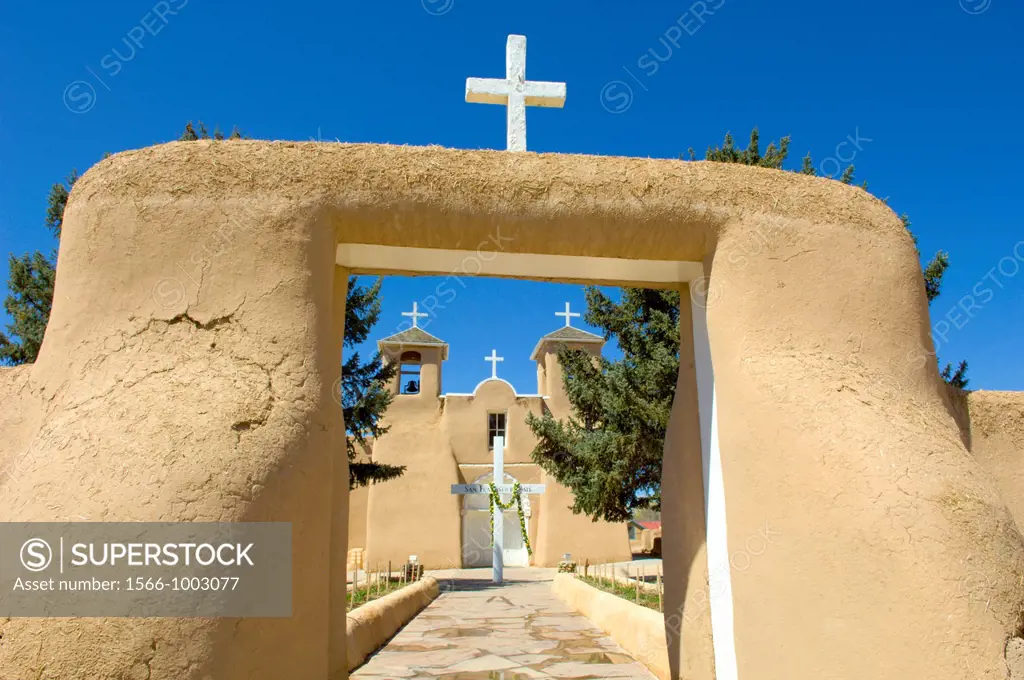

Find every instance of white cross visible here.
[450,437,545,584]
[466,34,567,152]
[402,302,428,329]
[484,349,504,379]
[555,302,580,328]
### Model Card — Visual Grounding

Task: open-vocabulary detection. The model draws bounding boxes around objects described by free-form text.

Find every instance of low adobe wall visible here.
[959,390,1024,530]
[343,576,439,674]
[551,573,670,680]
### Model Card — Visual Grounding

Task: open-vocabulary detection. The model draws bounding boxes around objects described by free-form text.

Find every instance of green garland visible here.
[487,481,532,557]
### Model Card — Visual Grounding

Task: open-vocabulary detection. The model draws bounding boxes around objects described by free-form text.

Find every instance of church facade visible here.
[348,306,632,569]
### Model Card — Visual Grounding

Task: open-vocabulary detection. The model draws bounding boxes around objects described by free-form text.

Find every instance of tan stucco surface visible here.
[0,140,1021,679]
[348,443,373,552]
[965,391,1024,529]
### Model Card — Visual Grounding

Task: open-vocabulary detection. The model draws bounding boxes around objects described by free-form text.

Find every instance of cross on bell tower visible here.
[401,301,428,329]
[555,302,581,328]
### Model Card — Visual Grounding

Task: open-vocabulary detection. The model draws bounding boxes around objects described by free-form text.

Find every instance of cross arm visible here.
[524,81,567,108]
[466,78,511,105]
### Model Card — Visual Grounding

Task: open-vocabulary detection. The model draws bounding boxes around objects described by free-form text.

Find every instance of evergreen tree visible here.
[342,276,405,488]
[0,123,401,488]
[0,170,75,364]
[529,128,967,522]
[526,288,678,522]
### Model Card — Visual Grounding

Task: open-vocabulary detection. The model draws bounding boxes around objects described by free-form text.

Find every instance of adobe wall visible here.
[442,379,542,465]
[0,140,1020,679]
[348,442,373,551]
[962,391,1024,530]
[364,385,461,569]
[0,149,351,678]
[0,365,41,482]
[707,216,1024,679]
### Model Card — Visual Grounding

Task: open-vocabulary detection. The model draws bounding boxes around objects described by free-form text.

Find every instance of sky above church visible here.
[0,1,1022,392]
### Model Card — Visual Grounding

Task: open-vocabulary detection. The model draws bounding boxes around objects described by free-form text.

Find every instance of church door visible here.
[461,473,531,568]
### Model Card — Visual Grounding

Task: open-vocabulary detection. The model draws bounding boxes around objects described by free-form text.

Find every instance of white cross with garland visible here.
[450,437,545,584]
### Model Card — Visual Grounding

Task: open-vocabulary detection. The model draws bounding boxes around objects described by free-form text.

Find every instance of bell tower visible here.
[377,303,449,398]
[530,302,604,404]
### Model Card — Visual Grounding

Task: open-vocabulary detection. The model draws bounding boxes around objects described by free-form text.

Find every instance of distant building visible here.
[628,520,662,555]
[348,307,631,569]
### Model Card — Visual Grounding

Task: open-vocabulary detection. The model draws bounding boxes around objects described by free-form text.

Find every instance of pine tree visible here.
[0,170,74,364]
[526,288,679,522]
[342,277,405,488]
[0,123,401,488]
[529,128,968,522]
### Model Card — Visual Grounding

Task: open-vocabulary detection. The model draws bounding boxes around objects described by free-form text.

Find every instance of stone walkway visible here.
[351,567,658,679]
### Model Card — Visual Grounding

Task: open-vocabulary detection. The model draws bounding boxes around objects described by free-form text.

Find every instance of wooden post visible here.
[657,564,663,612]
[635,567,640,603]
[387,560,392,594]
[584,558,589,578]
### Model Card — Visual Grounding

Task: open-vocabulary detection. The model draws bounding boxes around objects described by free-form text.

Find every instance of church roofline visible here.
[378,327,449,360]
[442,377,548,400]
[529,334,604,362]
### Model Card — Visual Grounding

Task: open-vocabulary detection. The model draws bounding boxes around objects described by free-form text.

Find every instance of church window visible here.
[399,351,422,395]
[488,412,507,449]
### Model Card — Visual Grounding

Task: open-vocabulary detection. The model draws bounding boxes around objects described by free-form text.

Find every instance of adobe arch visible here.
[0,140,1021,680]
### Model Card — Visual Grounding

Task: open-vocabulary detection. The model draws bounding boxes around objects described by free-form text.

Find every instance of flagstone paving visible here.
[351,567,658,679]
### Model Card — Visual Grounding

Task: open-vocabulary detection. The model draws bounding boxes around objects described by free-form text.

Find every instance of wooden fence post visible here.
[657,564,663,612]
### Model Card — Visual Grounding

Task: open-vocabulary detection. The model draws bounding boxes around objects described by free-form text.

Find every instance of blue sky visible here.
[1,0,1021,392]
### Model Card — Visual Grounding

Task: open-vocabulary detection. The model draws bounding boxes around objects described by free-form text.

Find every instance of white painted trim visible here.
[443,393,548,399]
[476,377,516,395]
[440,377,547,400]
[458,462,538,468]
[336,244,704,285]
[691,289,739,680]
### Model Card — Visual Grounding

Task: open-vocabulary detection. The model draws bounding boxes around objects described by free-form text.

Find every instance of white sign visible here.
[451,484,546,495]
